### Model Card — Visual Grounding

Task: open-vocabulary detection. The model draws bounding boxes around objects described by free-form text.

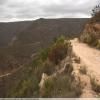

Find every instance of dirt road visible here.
[71,39,100,78]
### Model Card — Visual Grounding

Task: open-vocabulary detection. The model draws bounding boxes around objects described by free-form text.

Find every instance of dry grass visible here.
[79,66,87,75]
[90,77,100,93]
[40,73,82,97]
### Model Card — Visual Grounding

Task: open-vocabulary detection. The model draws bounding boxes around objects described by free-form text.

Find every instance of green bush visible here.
[53,35,65,44]
[39,48,50,62]
[43,61,55,75]
[7,36,72,97]
[96,39,100,49]
[8,73,39,97]
[41,79,54,97]
[48,42,68,64]
[41,74,82,97]
[38,35,71,65]
[91,5,100,23]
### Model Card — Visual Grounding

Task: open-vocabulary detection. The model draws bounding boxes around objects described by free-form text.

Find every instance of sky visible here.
[0,0,99,22]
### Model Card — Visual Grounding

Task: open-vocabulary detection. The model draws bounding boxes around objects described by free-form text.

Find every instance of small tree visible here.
[92,5,100,16]
[91,4,100,22]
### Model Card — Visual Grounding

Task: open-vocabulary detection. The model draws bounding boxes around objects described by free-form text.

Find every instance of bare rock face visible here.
[39,73,49,97]
[39,73,49,89]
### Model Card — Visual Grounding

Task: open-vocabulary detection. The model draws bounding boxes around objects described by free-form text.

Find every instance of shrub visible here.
[64,63,73,74]
[80,33,94,44]
[7,36,72,98]
[91,4,100,23]
[79,66,87,74]
[41,74,82,97]
[39,48,50,62]
[90,77,100,93]
[43,61,55,75]
[74,57,80,64]
[96,39,100,49]
[8,74,39,97]
[41,79,54,97]
[53,35,65,44]
[48,42,68,64]
[80,32,99,48]
[38,35,71,65]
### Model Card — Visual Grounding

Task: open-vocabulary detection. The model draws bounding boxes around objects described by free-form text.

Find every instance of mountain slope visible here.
[0,18,88,75]
[0,21,33,47]
[14,18,88,46]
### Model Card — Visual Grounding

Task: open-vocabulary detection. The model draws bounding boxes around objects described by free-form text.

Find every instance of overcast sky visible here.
[0,0,99,22]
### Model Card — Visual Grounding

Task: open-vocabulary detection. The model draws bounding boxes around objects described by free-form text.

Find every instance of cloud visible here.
[0,0,8,5]
[0,0,99,22]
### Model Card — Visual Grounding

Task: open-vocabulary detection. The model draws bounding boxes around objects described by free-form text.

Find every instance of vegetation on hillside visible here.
[41,72,82,97]
[91,4,100,23]
[5,36,82,97]
[90,77,100,93]
[80,4,100,49]
[39,62,82,98]
[80,32,100,49]
[0,18,87,75]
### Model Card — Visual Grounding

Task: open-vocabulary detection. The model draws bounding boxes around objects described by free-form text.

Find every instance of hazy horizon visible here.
[0,17,90,23]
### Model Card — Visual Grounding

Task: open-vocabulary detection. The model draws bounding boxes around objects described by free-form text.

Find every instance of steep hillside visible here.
[80,23,100,49]
[0,36,82,97]
[0,18,88,74]
[0,21,33,47]
[14,18,88,47]
[0,18,88,48]
[0,18,99,98]
[80,8,100,49]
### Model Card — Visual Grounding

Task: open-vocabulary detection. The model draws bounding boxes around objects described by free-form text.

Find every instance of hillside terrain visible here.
[77,10,100,97]
[0,17,100,98]
[0,36,82,97]
[0,0,100,98]
[0,18,88,97]
[80,9,100,49]
[0,21,33,47]
[0,18,88,74]
[0,18,88,47]
[0,36,99,98]
[13,18,88,46]
[0,16,100,98]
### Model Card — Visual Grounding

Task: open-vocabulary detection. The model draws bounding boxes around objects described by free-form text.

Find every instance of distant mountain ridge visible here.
[0,18,88,47]
[14,18,89,46]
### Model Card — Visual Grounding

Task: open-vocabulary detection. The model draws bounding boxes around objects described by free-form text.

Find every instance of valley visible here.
[0,18,88,75]
[0,18,100,98]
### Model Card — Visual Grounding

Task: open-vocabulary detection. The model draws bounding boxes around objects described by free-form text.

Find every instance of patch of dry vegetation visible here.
[90,77,100,93]
[79,66,87,75]
[80,4,100,49]
[40,69,82,97]
[80,32,100,49]
[7,36,79,98]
